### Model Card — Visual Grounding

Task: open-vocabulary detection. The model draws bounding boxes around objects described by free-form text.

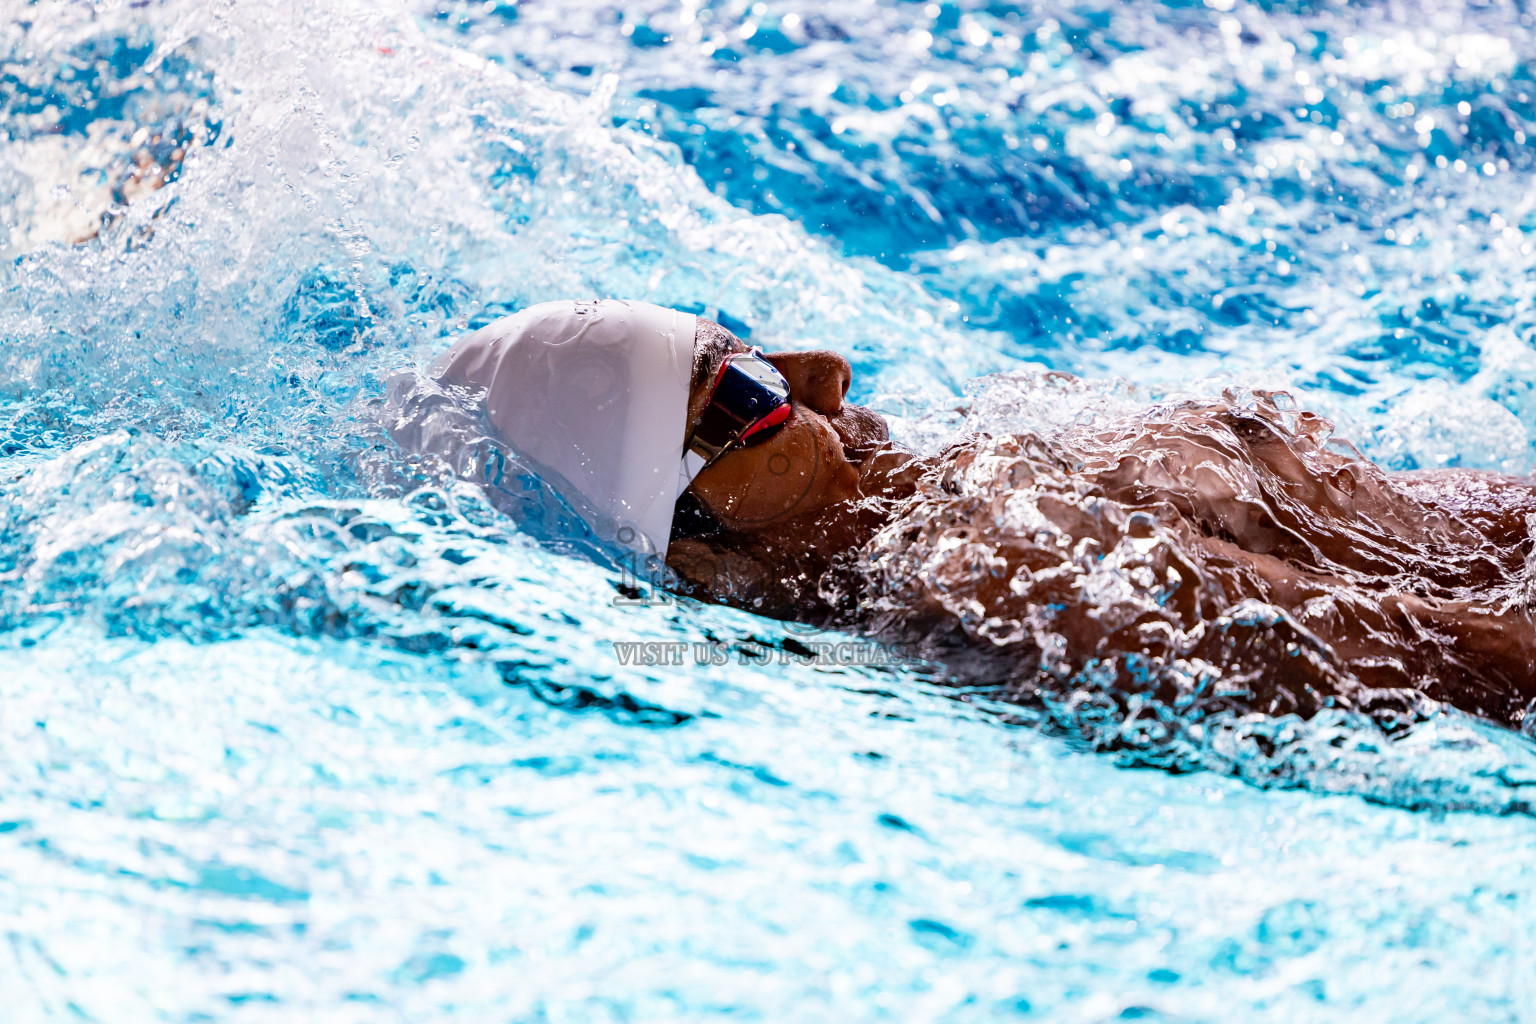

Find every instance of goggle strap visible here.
[738,401,790,441]
[677,449,708,498]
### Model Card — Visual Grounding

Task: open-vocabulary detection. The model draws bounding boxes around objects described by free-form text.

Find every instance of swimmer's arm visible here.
[1389,468,1536,548]
[1196,533,1536,688]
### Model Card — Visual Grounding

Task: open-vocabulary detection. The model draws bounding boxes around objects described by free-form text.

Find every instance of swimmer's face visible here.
[684,321,890,530]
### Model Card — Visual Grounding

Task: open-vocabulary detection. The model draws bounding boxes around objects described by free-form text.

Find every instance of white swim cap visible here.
[430,299,699,559]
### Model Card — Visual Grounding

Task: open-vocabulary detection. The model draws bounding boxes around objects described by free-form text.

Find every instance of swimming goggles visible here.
[682,348,792,477]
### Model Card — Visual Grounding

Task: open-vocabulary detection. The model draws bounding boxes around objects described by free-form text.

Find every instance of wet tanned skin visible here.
[667,327,919,613]
[667,323,1536,729]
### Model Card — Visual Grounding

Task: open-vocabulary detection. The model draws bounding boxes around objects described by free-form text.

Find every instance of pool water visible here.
[3,0,1536,1020]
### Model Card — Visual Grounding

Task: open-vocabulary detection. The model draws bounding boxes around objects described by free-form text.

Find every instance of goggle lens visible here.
[688,349,792,464]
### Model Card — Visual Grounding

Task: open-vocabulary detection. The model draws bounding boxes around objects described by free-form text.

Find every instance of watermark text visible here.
[611,639,909,667]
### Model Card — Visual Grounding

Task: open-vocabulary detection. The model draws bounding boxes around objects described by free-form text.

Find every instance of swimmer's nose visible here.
[764,349,851,417]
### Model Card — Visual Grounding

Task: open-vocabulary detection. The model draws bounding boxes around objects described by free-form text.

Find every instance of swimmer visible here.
[398,299,1536,735]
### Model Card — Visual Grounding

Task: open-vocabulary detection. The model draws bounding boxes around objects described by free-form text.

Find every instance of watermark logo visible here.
[610,523,678,607]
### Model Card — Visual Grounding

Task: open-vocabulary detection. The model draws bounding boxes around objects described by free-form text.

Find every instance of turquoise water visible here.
[3,0,1536,1019]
